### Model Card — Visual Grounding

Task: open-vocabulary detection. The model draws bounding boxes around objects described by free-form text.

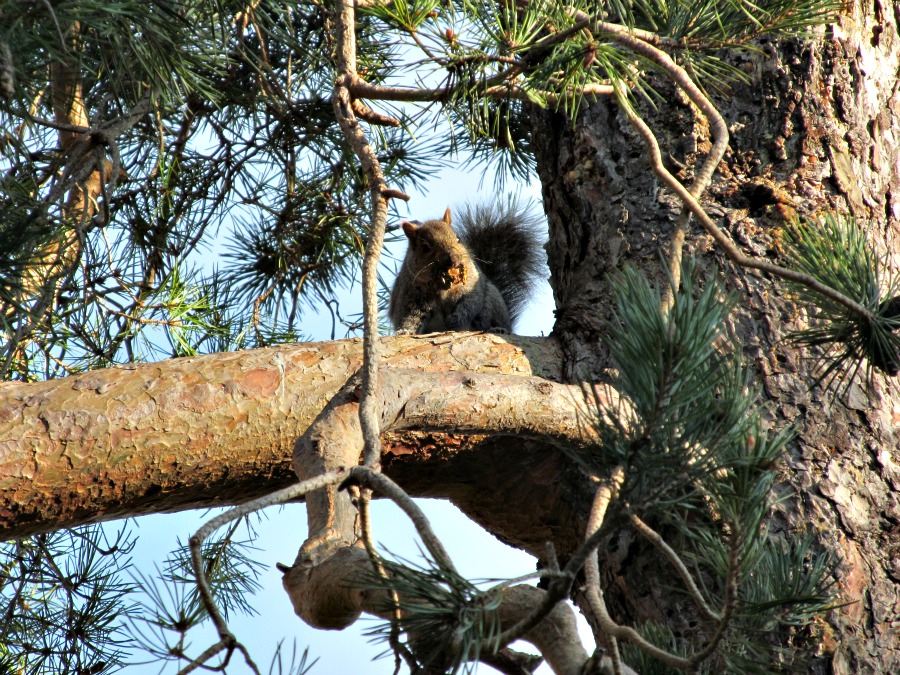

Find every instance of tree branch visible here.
[628,512,721,622]
[346,466,458,572]
[348,78,613,106]
[331,0,395,469]
[0,334,564,538]
[187,471,349,674]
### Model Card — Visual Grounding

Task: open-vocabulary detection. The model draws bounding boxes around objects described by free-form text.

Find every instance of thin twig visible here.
[346,466,457,573]
[585,581,691,669]
[661,219,687,314]
[186,470,350,672]
[688,536,741,665]
[585,466,625,537]
[581,467,694,671]
[346,468,572,672]
[493,578,574,650]
[629,513,721,622]
[571,12,729,309]
[349,78,613,105]
[332,0,410,468]
[192,470,349,548]
[492,467,625,650]
[616,85,874,321]
[568,12,728,198]
[580,476,742,671]
[357,488,413,675]
[589,20,728,197]
[544,542,560,574]
[607,638,624,675]
[568,14,867,323]
[175,640,230,675]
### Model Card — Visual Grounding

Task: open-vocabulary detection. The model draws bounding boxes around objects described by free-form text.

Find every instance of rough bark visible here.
[0,333,581,539]
[531,6,900,673]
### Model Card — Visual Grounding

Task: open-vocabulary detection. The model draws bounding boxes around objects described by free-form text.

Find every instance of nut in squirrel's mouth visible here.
[440,264,468,289]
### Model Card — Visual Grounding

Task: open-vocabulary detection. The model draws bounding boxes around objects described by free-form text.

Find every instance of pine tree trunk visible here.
[531,7,900,673]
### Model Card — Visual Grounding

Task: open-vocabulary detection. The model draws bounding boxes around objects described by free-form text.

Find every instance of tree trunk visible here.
[531,6,900,673]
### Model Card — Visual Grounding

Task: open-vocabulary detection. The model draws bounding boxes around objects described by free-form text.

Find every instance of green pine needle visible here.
[783,214,900,384]
[362,552,503,674]
[588,262,769,513]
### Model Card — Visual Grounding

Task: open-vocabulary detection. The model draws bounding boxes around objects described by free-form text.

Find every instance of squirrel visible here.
[389,200,544,334]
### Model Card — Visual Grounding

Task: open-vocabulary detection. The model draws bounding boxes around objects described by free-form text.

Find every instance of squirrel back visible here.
[389,200,544,334]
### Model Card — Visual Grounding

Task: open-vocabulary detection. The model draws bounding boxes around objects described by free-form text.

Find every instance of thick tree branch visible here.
[0,334,564,538]
[281,475,596,675]
[283,365,621,673]
[291,365,607,565]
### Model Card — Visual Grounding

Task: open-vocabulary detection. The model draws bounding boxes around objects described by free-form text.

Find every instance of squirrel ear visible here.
[442,207,452,225]
[401,221,419,239]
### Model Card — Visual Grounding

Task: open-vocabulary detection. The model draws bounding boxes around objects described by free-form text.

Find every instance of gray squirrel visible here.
[389,201,545,334]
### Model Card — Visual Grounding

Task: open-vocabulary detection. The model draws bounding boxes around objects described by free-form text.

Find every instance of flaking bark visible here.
[0,334,570,538]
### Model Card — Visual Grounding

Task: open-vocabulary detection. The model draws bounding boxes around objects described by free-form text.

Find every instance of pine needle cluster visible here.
[783,214,900,385]
[584,265,836,673]
[363,553,504,674]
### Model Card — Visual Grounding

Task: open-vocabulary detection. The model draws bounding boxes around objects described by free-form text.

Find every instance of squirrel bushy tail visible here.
[454,199,545,328]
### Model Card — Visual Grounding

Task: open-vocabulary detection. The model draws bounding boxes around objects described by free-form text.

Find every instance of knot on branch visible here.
[381,187,411,201]
[281,545,369,630]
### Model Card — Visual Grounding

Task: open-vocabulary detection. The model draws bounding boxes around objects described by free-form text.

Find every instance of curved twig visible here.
[569,12,729,311]
[332,0,402,468]
[585,582,692,670]
[617,84,873,321]
[629,513,721,622]
[187,470,350,672]
[688,537,741,665]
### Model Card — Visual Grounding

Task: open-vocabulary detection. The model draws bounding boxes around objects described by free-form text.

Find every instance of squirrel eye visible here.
[420,243,431,253]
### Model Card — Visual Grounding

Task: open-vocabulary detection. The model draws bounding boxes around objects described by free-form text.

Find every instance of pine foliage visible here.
[784,214,900,383]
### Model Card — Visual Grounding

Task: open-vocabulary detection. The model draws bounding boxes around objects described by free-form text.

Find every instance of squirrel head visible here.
[401,208,470,290]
